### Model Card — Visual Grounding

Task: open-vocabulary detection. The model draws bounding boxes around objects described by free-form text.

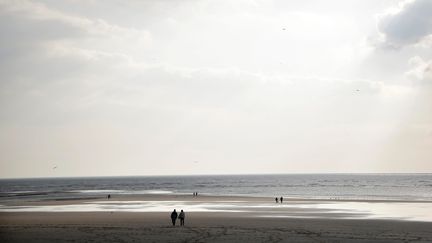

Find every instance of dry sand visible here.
[1,194,432,242]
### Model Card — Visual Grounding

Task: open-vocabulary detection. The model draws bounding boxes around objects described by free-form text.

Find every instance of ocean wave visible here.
[71,189,174,195]
[71,190,125,194]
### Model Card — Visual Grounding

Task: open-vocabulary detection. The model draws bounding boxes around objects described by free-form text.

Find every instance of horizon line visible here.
[1,172,431,180]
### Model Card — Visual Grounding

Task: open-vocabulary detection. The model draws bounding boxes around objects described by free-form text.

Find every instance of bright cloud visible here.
[406,56,432,83]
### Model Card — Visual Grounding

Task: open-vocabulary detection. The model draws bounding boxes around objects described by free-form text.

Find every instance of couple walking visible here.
[170,209,185,226]
[275,196,283,203]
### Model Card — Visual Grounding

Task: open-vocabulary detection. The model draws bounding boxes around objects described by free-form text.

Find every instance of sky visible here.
[0,0,431,178]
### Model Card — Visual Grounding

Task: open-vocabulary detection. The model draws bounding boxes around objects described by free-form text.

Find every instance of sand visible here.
[1,194,432,242]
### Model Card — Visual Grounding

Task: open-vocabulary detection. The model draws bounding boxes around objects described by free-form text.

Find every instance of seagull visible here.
[53,166,57,170]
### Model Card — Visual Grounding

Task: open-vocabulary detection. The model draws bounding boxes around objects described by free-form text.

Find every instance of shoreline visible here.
[4,193,432,203]
[1,193,432,222]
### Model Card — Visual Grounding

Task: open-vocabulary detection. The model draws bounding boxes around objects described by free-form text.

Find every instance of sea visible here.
[1,173,431,202]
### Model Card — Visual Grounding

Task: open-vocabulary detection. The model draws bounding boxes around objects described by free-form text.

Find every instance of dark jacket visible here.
[171,211,178,219]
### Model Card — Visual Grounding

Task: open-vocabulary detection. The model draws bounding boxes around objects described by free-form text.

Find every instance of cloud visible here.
[0,0,152,66]
[2,0,430,177]
[406,56,432,83]
[376,0,432,48]
[0,0,153,90]
[0,0,151,40]
[0,0,411,120]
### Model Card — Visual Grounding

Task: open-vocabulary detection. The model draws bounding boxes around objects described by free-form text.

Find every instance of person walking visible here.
[170,209,178,226]
[275,197,278,203]
[179,210,185,226]
[280,196,283,203]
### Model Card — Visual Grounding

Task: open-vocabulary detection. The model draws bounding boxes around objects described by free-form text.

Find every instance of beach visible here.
[2,0,432,240]
[1,194,432,242]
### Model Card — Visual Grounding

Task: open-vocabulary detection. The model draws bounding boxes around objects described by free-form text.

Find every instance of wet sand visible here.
[1,194,432,242]
[2,212,432,242]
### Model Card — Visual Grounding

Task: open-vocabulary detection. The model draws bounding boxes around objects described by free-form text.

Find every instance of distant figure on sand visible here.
[107,194,111,200]
[170,209,178,226]
[179,210,185,226]
[280,196,283,203]
[275,197,278,203]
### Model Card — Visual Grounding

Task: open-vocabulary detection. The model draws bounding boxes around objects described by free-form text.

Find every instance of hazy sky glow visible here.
[0,0,431,178]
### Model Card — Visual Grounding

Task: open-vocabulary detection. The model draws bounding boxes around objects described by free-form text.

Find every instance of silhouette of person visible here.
[170,209,178,226]
[179,209,185,226]
[275,197,278,203]
[107,194,111,200]
[280,196,283,203]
